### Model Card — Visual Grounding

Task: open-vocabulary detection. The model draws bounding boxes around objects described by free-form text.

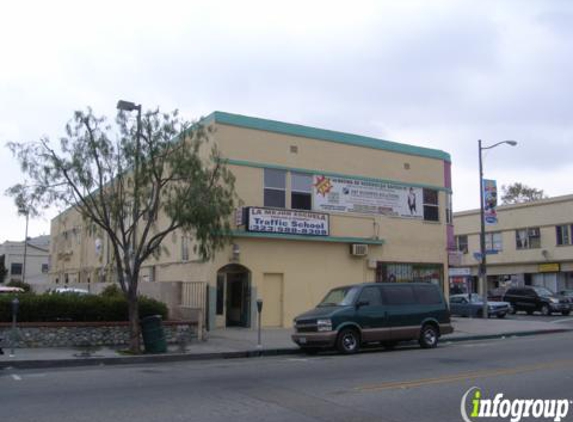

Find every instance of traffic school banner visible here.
[246,207,329,236]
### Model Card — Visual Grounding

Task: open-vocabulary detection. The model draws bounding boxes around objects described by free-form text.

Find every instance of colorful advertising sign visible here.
[313,175,423,218]
[247,207,329,236]
[482,179,498,225]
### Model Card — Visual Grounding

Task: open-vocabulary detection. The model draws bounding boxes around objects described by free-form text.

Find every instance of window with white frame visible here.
[423,189,439,222]
[445,193,452,224]
[485,232,503,252]
[291,172,312,210]
[516,227,541,249]
[456,235,468,254]
[181,235,189,261]
[264,169,286,208]
[556,224,573,246]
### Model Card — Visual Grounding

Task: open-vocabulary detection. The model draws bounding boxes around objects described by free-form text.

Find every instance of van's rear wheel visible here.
[419,324,439,349]
[336,328,360,354]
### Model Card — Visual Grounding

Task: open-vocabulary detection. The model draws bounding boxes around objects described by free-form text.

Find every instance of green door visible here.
[355,285,390,342]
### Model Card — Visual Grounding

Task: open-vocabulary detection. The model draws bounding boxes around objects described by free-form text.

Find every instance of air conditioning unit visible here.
[351,244,369,256]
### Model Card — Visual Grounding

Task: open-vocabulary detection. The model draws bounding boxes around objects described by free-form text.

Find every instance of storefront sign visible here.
[449,267,471,277]
[538,263,560,273]
[247,207,329,236]
[482,179,498,225]
[313,175,423,218]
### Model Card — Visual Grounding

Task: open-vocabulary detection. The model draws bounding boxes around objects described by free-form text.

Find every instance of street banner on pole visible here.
[482,179,498,225]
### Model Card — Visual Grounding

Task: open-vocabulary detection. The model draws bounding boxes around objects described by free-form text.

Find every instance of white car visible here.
[52,287,91,295]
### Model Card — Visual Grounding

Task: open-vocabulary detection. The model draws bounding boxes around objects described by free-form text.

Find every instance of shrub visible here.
[0,293,168,322]
[100,284,123,298]
[7,280,32,293]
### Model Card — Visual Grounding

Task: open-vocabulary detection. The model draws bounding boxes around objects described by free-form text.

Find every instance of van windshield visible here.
[532,286,554,297]
[317,286,360,307]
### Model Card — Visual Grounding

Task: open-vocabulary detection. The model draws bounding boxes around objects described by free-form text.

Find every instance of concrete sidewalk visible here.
[1,317,570,370]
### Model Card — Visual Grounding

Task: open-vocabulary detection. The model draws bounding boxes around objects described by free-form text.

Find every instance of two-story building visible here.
[452,195,573,295]
[0,235,50,285]
[50,111,454,329]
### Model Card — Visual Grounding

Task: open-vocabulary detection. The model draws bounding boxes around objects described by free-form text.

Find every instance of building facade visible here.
[452,195,573,295]
[50,112,454,328]
[0,235,50,285]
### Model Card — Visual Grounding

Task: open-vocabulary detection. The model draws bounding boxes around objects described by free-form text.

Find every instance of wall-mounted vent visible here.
[351,244,369,256]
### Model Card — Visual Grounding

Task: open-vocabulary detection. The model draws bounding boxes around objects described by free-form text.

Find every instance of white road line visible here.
[550,318,573,324]
[11,374,22,381]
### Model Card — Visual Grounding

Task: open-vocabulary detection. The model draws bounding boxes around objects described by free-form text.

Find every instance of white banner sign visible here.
[247,207,329,236]
[313,175,424,218]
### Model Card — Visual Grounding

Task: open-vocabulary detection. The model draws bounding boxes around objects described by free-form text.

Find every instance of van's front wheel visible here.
[419,324,439,349]
[336,328,360,354]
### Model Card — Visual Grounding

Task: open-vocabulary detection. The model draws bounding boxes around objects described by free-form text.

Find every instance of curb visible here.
[2,328,571,370]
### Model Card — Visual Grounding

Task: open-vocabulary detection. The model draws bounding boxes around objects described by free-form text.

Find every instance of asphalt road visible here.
[2,333,573,422]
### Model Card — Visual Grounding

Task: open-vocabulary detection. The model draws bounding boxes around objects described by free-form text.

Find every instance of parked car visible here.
[51,287,91,295]
[449,294,510,318]
[0,286,25,294]
[502,286,571,316]
[557,290,573,303]
[291,282,453,354]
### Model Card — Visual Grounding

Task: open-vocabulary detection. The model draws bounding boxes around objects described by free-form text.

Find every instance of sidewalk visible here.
[1,317,570,370]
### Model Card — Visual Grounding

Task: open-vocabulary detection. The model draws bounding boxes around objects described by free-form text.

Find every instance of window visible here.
[382,285,417,305]
[414,285,442,305]
[10,263,23,275]
[423,189,439,222]
[516,227,541,249]
[445,193,452,224]
[556,225,573,246]
[485,232,503,252]
[358,286,383,306]
[41,264,49,274]
[264,169,286,208]
[181,235,189,261]
[291,172,312,210]
[456,235,468,254]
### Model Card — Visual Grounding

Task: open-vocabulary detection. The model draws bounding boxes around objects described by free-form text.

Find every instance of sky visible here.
[1,0,572,243]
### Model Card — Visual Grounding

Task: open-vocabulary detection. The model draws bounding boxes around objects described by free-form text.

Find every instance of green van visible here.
[292,282,453,354]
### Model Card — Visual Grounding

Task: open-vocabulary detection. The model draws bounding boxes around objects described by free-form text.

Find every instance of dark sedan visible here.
[449,294,511,318]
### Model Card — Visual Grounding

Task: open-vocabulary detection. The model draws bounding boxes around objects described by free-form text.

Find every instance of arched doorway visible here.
[216,264,252,328]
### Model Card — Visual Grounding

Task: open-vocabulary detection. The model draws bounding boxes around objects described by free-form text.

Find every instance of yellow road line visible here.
[356,359,573,392]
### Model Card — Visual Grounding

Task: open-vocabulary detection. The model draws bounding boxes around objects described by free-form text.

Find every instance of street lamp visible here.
[478,139,517,318]
[116,100,142,270]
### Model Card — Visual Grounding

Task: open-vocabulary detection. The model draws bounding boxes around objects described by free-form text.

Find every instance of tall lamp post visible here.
[478,139,517,319]
[116,100,142,265]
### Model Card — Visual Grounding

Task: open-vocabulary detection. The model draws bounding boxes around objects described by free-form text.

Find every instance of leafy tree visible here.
[501,182,547,205]
[6,107,236,352]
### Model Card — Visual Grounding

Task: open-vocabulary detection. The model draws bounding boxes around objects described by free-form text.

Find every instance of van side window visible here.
[414,285,442,305]
[382,285,416,305]
[358,286,383,306]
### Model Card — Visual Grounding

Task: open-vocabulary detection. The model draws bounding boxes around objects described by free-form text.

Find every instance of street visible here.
[2,332,573,422]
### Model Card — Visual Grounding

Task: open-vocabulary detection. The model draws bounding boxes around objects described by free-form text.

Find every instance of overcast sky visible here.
[1,0,572,243]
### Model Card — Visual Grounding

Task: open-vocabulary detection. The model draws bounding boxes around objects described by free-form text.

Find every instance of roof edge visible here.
[203,111,451,162]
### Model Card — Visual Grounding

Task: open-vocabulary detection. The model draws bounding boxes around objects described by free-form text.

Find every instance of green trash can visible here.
[140,315,167,353]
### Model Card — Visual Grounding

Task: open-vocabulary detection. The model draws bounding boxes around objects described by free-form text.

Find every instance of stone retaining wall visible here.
[0,321,197,348]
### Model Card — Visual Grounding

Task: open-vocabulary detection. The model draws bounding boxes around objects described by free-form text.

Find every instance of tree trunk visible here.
[127,288,141,353]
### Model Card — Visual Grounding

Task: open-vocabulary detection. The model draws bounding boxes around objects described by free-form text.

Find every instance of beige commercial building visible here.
[0,235,50,285]
[50,112,454,329]
[452,195,573,295]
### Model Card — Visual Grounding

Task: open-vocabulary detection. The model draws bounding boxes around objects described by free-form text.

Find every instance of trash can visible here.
[140,315,167,353]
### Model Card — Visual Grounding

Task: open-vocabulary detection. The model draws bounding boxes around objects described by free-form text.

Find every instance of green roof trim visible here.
[226,158,451,193]
[232,230,385,245]
[204,111,450,162]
